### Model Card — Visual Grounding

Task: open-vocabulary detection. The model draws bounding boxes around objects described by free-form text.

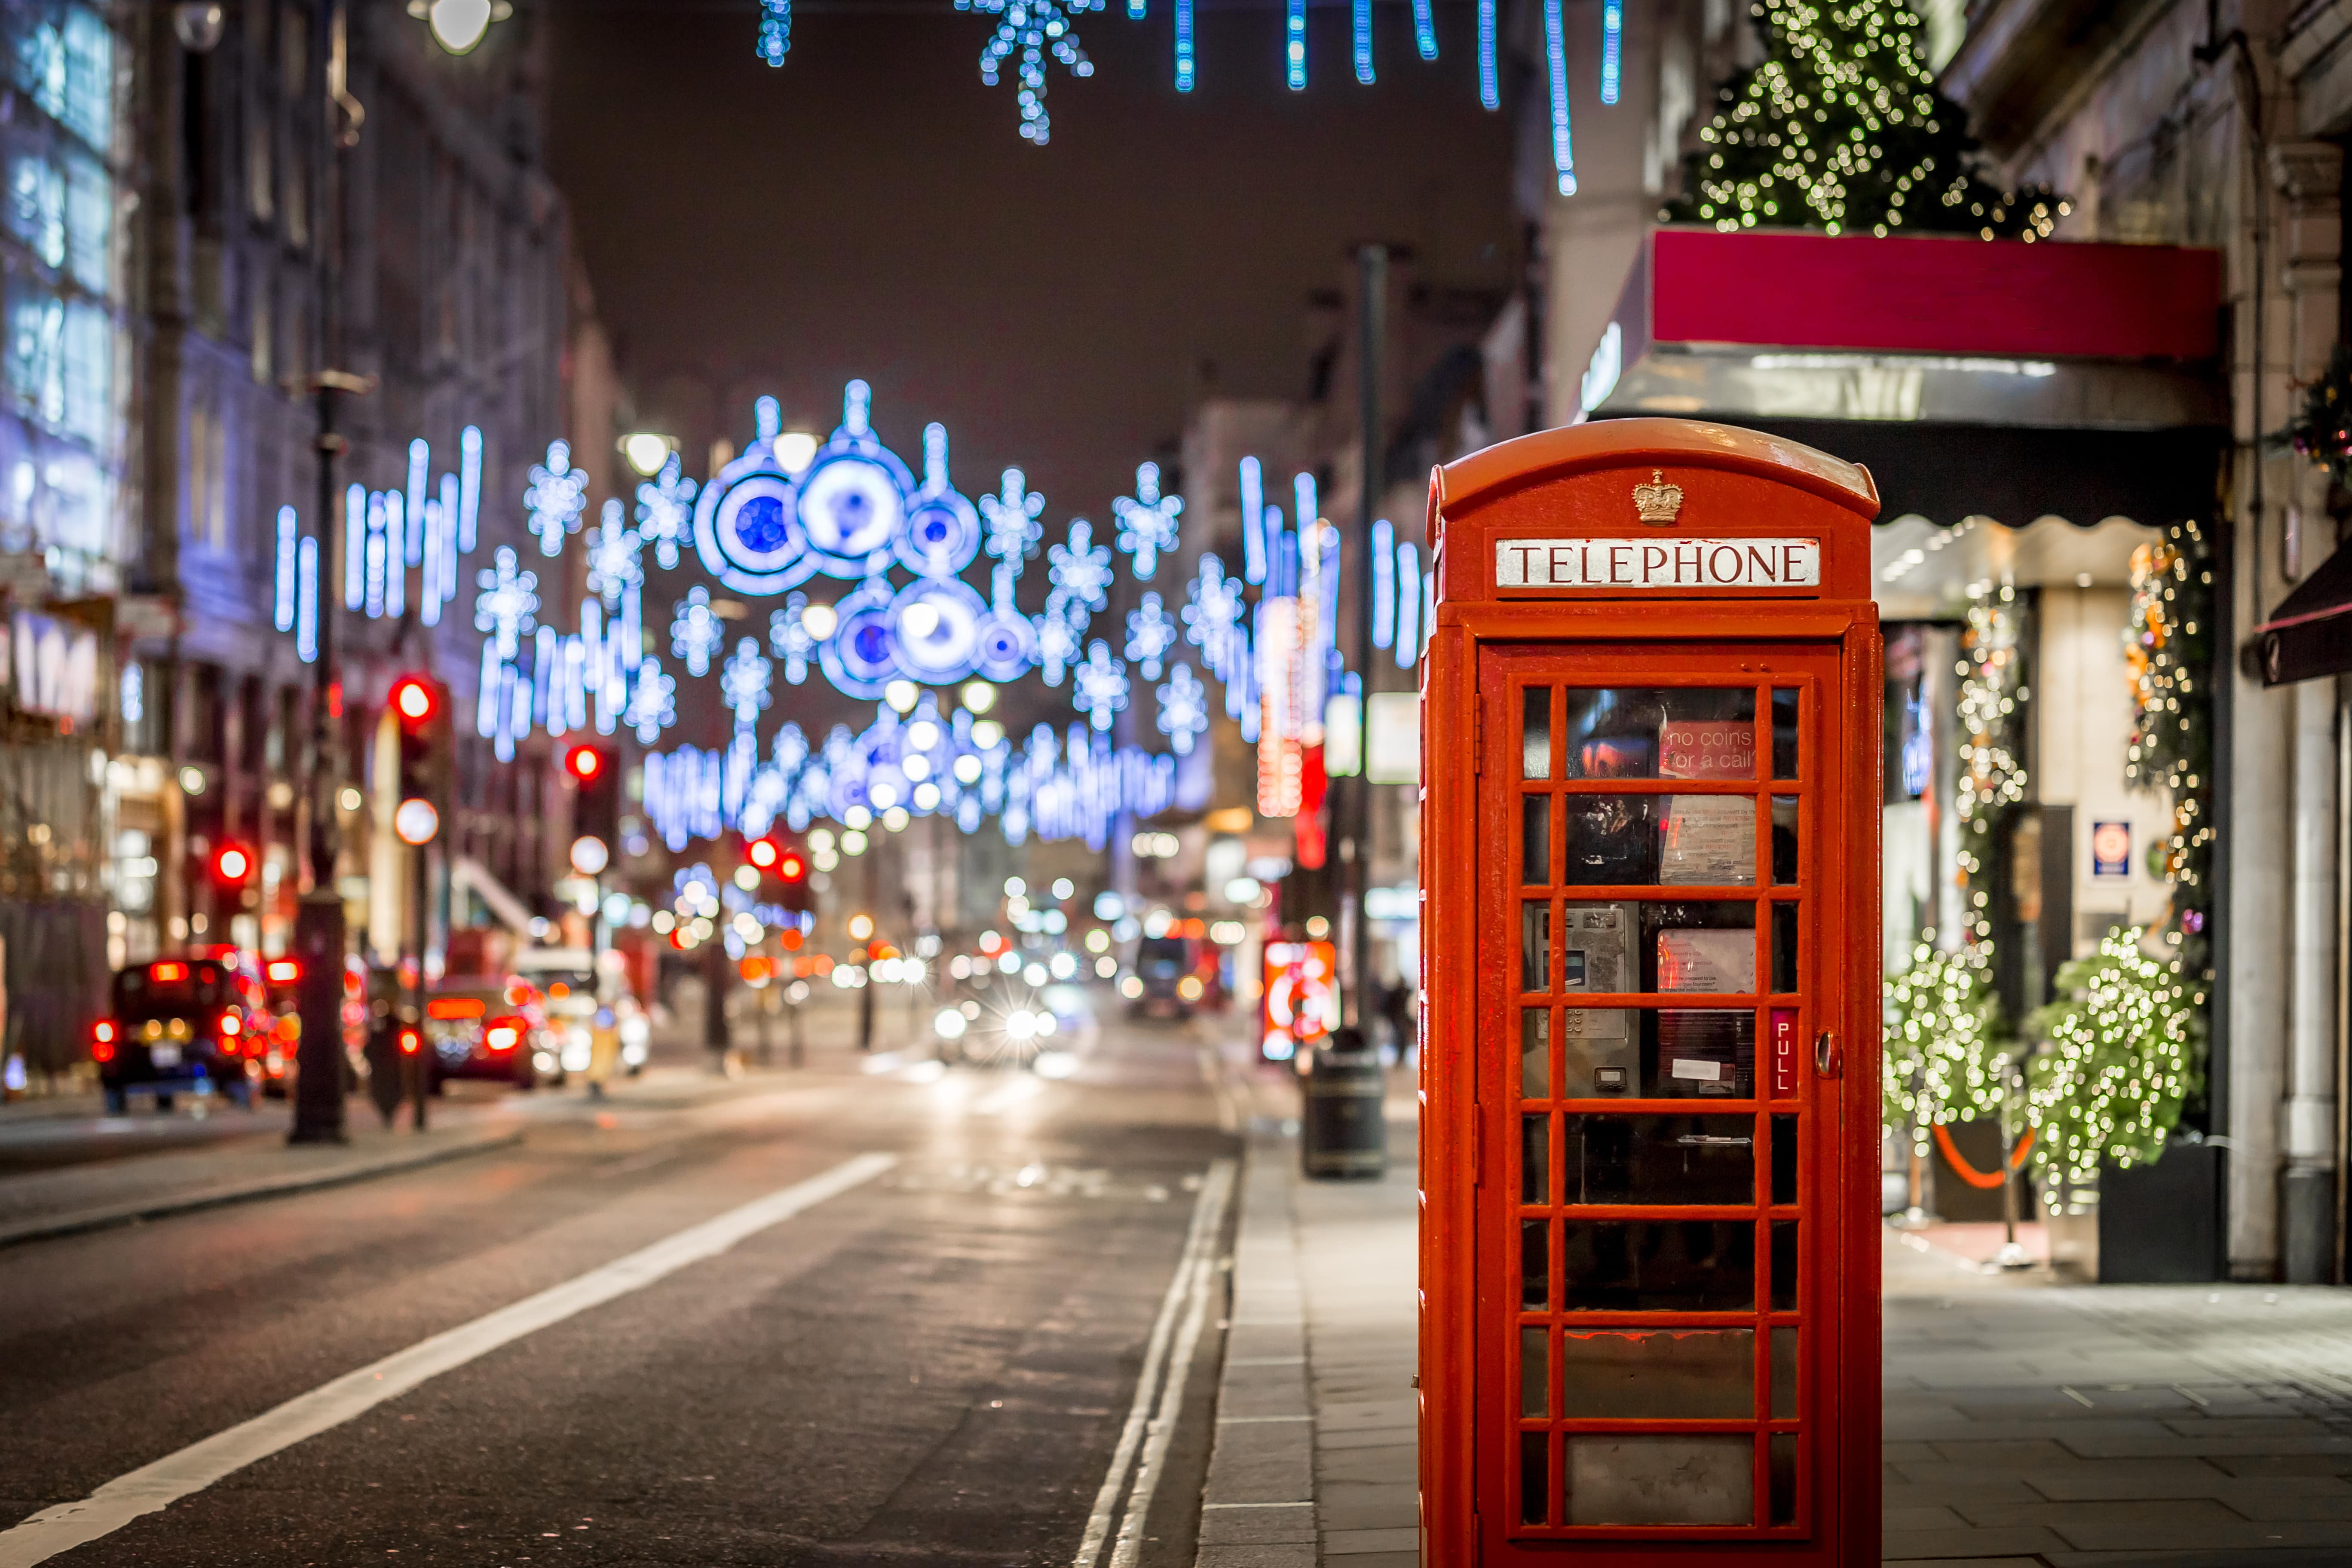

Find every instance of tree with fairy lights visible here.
[1663,0,2065,238]
[1883,935,2006,1139]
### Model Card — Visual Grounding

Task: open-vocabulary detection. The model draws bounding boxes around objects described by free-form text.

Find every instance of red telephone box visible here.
[1420,420,1881,1563]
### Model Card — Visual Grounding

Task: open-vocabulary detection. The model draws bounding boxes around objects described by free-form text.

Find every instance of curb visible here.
[1196,1105,1318,1568]
[0,1128,526,1250]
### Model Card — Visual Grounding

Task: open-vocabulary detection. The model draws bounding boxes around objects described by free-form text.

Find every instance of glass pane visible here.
[1771,796,1799,885]
[1659,1009,1756,1098]
[1560,1114,1755,1205]
[1771,1220,1799,1311]
[1522,795,1551,885]
[1655,917,1758,995]
[1771,688,1800,779]
[1565,797,1762,887]
[1522,1219,1550,1308]
[1522,1325,1549,1417]
[1560,1328,1755,1418]
[1562,902,1634,993]
[1522,902,1552,994]
[1563,795,1660,885]
[1565,1435,1754,1526]
[1562,688,1758,780]
[1522,687,1551,778]
[1523,1113,1550,1204]
[1522,1009,1551,1099]
[1562,1220,1755,1310]
[1662,795,1756,886]
[1769,1433,1798,1526]
[1771,1326,1799,1418]
[1770,1114,1798,1205]
[1769,903,1798,992]
[1521,1431,1550,1524]
[1561,1008,1636,1098]
[1559,1008,1760,1099]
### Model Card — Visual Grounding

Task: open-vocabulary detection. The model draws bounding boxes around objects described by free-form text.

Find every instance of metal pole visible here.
[289,3,358,1145]
[1348,244,1387,1034]
[409,838,427,1130]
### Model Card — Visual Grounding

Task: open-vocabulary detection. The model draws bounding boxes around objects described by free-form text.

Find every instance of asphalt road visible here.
[0,992,1243,1567]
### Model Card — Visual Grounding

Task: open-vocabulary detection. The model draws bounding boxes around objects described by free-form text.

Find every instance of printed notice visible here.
[1660,796,1755,886]
[1496,537,1822,590]
[1657,929,1755,994]
[1659,721,1756,780]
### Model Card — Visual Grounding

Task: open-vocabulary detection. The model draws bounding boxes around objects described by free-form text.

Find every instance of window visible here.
[4,275,108,444]
[11,6,115,159]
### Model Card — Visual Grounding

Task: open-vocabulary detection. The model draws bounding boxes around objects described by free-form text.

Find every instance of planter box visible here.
[2097,1138,2223,1283]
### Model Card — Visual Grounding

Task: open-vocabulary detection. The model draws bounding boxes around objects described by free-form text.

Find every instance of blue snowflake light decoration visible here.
[474,546,539,661]
[627,656,678,744]
[980,466,1045,588]
[1071,639,1129,732]
[769,592,818,684]
[1047,518,1113,617]
[587,500,644,607]
[1033,606,1082,687]
[1124,591,1178,679]
[721,637,775,727]
[524,439,590,558]
[1183,551,1246,683]
[1113,460,1182,580]
[672,586,726,678]
[637,454,698,572]
[1158,662,1209,754]
[958,0,1101,144]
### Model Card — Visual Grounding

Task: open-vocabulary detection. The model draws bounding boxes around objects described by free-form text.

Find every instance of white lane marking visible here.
[1071,1158,1235,1568]
[1109,1161,1235,1568]
[0,1151,897,1568]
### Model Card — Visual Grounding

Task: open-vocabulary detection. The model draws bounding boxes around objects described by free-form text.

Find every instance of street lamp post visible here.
[290,4,368,1145]
[1344,243,1387,1035]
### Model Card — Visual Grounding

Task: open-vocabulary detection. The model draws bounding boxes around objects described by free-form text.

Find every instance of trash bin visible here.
[1302,1026,1387,1180]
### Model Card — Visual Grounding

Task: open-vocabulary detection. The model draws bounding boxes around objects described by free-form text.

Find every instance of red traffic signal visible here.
[389,674,438,727]
[564,744,606,784]
[747,837,780,871]
[211,841,257,886]
[777,848,807,883]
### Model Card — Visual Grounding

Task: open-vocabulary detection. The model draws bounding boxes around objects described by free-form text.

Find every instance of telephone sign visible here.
[1420,420,1882,1564]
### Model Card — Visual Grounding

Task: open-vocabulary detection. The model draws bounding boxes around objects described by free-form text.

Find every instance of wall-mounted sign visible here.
[1261,939,1336,1063]
[1496,537,1822,591]
[11,609,98,724]
[2091,819,2131,879]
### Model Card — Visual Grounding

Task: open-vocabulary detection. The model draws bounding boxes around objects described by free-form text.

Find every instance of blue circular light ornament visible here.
[891,578,987,685]
[818,579,903,699]
[797,380,916,580]
[693,453,817,595]
[897,491,983,577]
[972,608,1037,682]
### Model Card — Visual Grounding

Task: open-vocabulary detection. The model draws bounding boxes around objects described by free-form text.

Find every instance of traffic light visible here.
[747,836,780,872]
[211,839,257,889]
[390,673,449,841]
[565,744,619,848]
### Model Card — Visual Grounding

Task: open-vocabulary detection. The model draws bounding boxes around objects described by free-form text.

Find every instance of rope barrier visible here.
[1933,1122,2034,1189]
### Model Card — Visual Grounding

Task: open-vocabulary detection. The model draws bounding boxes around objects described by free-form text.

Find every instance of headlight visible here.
[1005,1010,1039,1042]
[934,1008,968,1041]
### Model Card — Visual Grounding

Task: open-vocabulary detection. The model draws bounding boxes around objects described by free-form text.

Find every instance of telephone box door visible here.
[1476,639,1855,1561]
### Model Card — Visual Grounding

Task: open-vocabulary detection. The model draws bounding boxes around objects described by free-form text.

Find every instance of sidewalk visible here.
[1196,1054,1419,1567]
[1197,1047,2352,1568]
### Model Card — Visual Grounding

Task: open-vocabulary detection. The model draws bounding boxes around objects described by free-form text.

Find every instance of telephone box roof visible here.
[1439,416,1880,519]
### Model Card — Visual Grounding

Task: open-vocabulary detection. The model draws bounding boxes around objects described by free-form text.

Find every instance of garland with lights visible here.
[2283,343,2352,489]
[1662,0,2065,238]
[2024,927,2205,1187]
[1956,586,2028,946]
[2124,523,2215,978]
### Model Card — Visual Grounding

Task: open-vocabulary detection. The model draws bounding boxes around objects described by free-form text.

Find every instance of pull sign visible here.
[1497,537,1822,591]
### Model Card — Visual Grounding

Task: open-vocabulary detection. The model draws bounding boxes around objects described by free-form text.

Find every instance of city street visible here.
[0,996,1237,1567]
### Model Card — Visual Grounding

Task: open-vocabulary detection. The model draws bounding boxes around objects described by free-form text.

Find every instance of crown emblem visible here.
[1632,469,1684,525]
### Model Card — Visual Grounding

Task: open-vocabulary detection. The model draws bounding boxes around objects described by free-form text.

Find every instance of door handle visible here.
[1674,1135,1752,1148]
[1814,1030,1842,1079]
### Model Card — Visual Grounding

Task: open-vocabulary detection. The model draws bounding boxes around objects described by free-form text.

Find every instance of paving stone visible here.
[1882,1524,2074,1560]
[1321,1526,1418,1554]
[1200,1503,1319,1546]
[1196,1547,1317,1568]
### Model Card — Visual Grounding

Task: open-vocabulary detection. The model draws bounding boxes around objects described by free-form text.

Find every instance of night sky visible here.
[543,3,1521,518]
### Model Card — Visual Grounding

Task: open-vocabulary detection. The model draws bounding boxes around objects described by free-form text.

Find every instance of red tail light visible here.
[266,959,300,984]
[217,1010,243,1039]
[484,1017,524,1052]
[90,1023,116,1064]
[150,961,187,982]
[398,1027,422,1056]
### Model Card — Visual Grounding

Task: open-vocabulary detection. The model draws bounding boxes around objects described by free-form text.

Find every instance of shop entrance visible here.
[1479,647,1849,1550]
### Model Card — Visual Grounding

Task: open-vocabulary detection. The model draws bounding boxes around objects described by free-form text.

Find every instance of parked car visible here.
[93,957,263,1113]
[421,977,549,1090]
[1129,934,1197,1020]
[511,947,604,1079]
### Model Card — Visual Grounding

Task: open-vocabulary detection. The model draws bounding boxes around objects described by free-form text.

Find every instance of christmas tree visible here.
[1663,0,2064,239]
